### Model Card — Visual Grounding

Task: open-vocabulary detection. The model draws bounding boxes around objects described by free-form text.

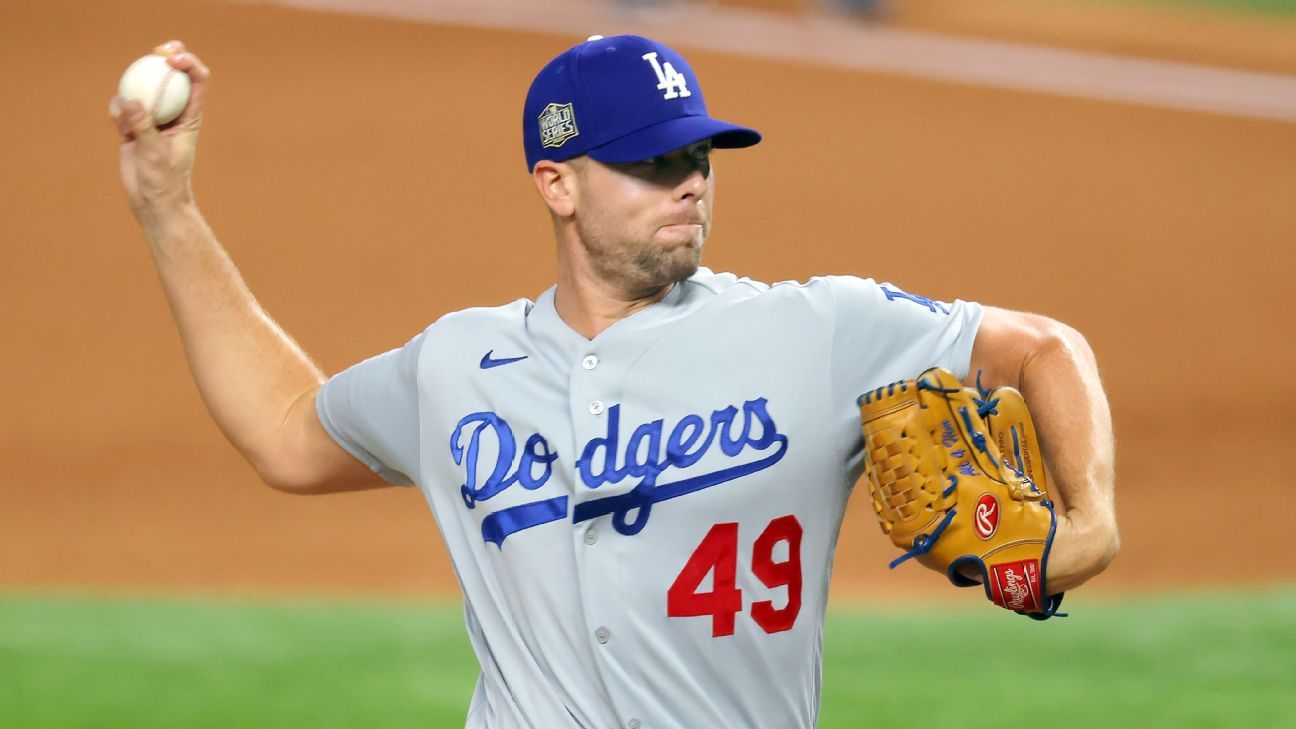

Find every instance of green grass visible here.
[822,589,1296,728]
[0,594,477,728]
[2,589,1294,728]
[1101,0,1296,16]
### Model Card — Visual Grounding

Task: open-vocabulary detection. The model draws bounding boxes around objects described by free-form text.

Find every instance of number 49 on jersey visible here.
[667,515,803,637]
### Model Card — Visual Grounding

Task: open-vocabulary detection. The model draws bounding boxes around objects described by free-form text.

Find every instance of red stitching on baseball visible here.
[153,65,177,120]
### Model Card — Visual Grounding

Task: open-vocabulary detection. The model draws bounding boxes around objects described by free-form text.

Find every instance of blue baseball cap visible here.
[523,34,762,171]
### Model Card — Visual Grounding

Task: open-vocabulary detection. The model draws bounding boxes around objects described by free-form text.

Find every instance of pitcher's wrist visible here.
[138,198,204,244]
[134,190,197,228]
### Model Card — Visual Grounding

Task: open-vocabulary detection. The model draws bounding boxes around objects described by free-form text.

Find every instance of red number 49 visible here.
[666,515,803,637]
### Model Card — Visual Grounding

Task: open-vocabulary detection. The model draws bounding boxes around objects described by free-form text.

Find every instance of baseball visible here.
[118,54,191,125]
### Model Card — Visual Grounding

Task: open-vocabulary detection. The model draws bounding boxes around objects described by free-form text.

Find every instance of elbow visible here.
[1078,503,1121,579]
[252,456,323,496]
[1073,528,1120,593]
[1048,510,1120,594]
[1089,483,1122,576]
[251,451,387,496]
[1096,524,1121,574]
[1080,520,1122,589]
[261,478,315,496]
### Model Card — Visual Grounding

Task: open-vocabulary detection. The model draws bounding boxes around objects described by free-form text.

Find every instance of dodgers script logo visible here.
[451,399,789,546]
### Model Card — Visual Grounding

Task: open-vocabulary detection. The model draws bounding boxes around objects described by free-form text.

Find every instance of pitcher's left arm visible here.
[967,306,1119,593]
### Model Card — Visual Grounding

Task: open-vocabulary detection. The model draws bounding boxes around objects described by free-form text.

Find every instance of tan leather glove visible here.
[858,367,1064,619]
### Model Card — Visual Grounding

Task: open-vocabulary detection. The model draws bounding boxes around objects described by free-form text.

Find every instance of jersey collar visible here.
[526,268,713,370]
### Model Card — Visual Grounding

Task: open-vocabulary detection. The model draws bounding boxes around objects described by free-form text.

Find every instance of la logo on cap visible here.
[539,102,579,149]
[521,34,761,171]
[642,52,691,100]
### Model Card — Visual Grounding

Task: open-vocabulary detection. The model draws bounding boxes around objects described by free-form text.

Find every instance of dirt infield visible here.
[2,0,1294,602]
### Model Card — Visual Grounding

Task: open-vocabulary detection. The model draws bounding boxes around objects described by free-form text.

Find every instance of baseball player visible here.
[111,36,1118,729]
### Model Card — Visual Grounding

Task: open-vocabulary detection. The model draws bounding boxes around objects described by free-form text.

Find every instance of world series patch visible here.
[539,102,579,148]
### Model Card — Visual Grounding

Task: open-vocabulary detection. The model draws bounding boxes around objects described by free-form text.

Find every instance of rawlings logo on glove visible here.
[973,494,998,539]
[857,367,1065,619]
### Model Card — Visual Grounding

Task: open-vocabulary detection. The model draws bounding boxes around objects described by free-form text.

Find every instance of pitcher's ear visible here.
[533,158,581,218]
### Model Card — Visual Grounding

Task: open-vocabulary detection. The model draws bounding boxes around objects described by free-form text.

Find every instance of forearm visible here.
[142,203,323,476]
[1017,324,1119,593]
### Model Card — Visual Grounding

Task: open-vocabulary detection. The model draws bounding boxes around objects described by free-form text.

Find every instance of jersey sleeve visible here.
[827,275,983,404]
[315,331,426,486]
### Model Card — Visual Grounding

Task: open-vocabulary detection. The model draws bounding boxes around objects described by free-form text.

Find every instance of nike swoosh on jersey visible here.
[480,350,529,369]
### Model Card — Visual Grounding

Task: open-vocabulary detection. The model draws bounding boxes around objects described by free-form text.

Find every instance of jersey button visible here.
[595,627,611,644]
[583,528,598,545]
[627,720,641,729]
[588,400,605,415]
[582,354,599,370]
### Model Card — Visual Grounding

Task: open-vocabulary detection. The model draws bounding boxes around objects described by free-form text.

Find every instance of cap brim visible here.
[586,115,761,164]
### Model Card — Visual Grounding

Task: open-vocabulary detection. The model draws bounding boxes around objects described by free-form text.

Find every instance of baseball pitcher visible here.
[110,35,1119,729]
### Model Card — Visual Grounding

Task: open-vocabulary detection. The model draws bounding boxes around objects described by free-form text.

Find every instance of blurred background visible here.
[2,0,1295,726]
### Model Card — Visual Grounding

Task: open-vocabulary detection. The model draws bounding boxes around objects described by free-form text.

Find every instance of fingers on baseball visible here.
[108,96,138,142]
[113,97,161,145]
[157,41,211,128]
[153,40,186,56]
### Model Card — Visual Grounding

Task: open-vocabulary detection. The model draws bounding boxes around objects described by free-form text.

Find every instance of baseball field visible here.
[3,0,1295,726]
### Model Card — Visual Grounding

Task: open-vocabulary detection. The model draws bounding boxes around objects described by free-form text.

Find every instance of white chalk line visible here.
[257,0,1296,124]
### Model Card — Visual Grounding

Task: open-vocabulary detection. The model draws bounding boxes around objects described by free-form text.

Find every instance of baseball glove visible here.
[857,367,1064,619]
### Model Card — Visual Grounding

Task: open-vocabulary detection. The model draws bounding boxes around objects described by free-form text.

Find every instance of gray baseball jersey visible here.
[317,268,982,729]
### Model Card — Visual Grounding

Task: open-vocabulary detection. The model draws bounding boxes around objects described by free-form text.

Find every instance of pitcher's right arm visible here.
[111,41,388,495]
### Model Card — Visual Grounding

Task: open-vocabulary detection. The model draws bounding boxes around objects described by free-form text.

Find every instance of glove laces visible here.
[888,476,961,569]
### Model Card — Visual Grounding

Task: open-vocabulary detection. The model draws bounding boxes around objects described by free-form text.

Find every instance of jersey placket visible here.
[526,287,674,728]
[567,342,639,727]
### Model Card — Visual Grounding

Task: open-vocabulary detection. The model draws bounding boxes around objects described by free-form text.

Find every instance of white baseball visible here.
[118,54,191,125]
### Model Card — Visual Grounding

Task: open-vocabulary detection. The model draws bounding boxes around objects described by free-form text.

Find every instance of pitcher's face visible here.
[573,141,715,290]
